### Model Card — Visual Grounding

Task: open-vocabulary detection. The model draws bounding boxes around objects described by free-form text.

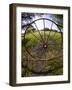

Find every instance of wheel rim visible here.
[22,18,63,75]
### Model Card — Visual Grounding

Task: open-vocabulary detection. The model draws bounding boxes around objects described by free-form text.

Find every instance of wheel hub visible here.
[43,43,47,48]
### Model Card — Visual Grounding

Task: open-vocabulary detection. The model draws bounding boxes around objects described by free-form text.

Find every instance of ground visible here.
[21,29,63,77]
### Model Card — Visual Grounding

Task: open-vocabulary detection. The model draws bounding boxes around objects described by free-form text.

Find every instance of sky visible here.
[21,13,62,33]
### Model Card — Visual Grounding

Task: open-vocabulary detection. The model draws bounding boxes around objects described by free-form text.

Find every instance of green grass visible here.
[22,31,62,49]
[21,30,63,77]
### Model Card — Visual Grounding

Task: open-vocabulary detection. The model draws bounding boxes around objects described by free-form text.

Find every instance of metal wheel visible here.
[22,18,63,76]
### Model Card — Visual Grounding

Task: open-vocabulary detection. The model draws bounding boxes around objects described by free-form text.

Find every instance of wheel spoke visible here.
[22,18,63,76]
[47,45,54,56]
[51,31,57,40]
[33,22,44,43]
[24,47,35,59]
[30,31,40,41]
[43,19,46,40]
[46,22,53,43]
[42,48,46,60]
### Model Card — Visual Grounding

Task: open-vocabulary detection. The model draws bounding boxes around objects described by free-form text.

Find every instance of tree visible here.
[21,13,44,32]
[50,14,63,30]
[21,13,44,25]
[26,25,36,33]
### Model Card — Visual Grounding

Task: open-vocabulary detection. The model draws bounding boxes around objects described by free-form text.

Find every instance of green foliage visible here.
[22,38,30,46]
[26,25,36,33]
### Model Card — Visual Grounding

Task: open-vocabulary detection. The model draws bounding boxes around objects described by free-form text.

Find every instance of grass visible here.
[21,30,63,77]
[22,31,62,49]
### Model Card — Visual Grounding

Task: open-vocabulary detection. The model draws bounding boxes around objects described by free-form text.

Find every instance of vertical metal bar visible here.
[34,22,44,43]
[43,19,45,40]
[46,22,53,43]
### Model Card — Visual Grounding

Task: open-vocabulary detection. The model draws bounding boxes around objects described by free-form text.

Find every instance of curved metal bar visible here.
[23,18,63,44]
[22,18,63,60]
[22,18,63,32]
[24,22,45,44]
[23,18,63,43]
